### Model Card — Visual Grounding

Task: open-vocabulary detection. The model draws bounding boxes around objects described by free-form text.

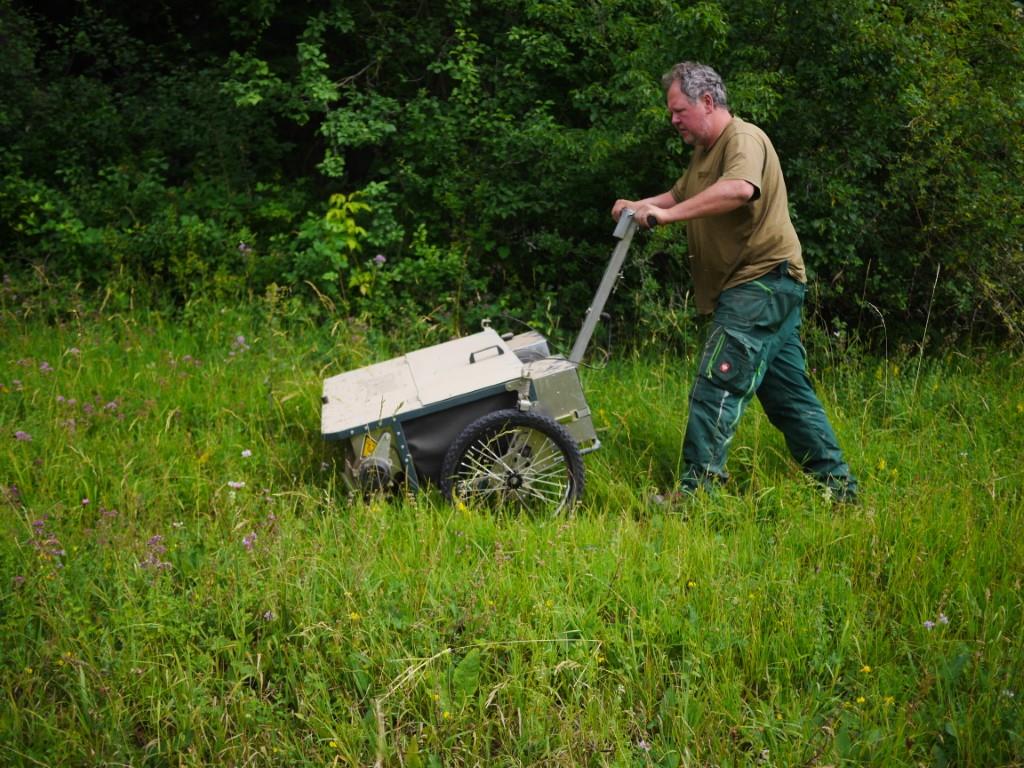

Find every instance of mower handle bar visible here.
[569,209,651,364]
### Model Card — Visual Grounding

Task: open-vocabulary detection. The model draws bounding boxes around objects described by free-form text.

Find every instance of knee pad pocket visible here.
[698,328,764,397]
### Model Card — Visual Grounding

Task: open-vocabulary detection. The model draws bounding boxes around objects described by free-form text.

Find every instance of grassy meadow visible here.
[1,291,1022,766]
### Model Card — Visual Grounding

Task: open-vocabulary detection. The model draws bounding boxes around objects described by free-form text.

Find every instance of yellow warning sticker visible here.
[361,434,378,458]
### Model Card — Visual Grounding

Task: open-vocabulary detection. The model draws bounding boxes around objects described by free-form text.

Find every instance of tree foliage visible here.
[2,0,1022,344]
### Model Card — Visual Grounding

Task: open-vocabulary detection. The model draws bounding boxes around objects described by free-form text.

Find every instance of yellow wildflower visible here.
[348,611,362,621]
[860,665,872,673]
[856,696,866,704]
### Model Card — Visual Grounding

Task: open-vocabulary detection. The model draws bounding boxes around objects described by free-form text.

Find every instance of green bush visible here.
[1,0,1021,345]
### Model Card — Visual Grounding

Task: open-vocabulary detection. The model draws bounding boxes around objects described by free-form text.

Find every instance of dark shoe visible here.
[679,468,728,496]
[824,475,859,504]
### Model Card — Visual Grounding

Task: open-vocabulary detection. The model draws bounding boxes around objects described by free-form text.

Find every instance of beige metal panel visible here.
[321,328,523,435]
[321,356,420,434]
[407,329,522,405]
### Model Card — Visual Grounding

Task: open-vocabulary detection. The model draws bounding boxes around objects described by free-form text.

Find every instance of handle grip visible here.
[620,208,658,230]
[469,344,504,364]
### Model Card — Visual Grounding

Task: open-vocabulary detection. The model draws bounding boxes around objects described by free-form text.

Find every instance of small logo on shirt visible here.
[719,362,732,373]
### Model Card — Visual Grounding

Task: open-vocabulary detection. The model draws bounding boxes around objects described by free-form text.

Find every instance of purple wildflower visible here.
[14,431,32,442]
[373,253,387,266]
[238,241,253,254]
[13,575,25,587]
[29,517,65,566]
[67,347,81,356]
[938,613,949,625]
[241,449,252,458]
[56,395,66,404]
[139,533,172,571]
[39,361,53,373]
[228,481,246,490]
[3,484,22,505]
[81,498,90,506]
[263,610,275,621]
[924,620,936,630]
[242,532,257,551]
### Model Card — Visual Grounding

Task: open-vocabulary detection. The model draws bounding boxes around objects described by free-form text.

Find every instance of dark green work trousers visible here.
[681,264,857,499]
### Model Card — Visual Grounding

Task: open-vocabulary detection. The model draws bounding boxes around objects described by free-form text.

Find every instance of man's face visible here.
[667,84,711,146]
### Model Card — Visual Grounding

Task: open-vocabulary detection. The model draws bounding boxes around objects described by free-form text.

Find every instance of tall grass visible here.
[1,291,1022,766]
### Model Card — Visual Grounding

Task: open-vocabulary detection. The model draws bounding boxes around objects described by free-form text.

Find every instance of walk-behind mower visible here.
[321,211,644,514]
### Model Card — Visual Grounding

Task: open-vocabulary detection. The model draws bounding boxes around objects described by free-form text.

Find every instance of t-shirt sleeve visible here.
[721,131,765,200]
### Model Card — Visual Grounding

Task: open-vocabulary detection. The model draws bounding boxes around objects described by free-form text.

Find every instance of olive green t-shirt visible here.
[671,116,806,315]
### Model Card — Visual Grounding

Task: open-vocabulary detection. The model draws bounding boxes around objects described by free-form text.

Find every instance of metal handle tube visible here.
[568,210,639,364]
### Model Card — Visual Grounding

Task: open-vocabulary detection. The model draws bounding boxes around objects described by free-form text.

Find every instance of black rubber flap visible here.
[402,391,517,486]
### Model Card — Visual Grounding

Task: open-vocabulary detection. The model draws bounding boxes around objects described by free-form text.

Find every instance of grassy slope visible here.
[1,298,1022,766]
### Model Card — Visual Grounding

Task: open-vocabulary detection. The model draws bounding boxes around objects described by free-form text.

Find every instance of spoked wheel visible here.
[440,408,585,515]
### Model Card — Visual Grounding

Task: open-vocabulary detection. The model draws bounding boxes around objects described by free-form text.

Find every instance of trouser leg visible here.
[679,270,857,498]
[679,279,797,491]
[680,340,756,491]
[756,330,858,498]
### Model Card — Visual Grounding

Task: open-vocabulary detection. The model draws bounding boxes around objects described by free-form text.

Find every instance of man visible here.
[613,61,858,502]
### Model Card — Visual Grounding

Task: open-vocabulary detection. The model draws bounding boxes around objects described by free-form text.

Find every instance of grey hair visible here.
[662,61,729,108]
